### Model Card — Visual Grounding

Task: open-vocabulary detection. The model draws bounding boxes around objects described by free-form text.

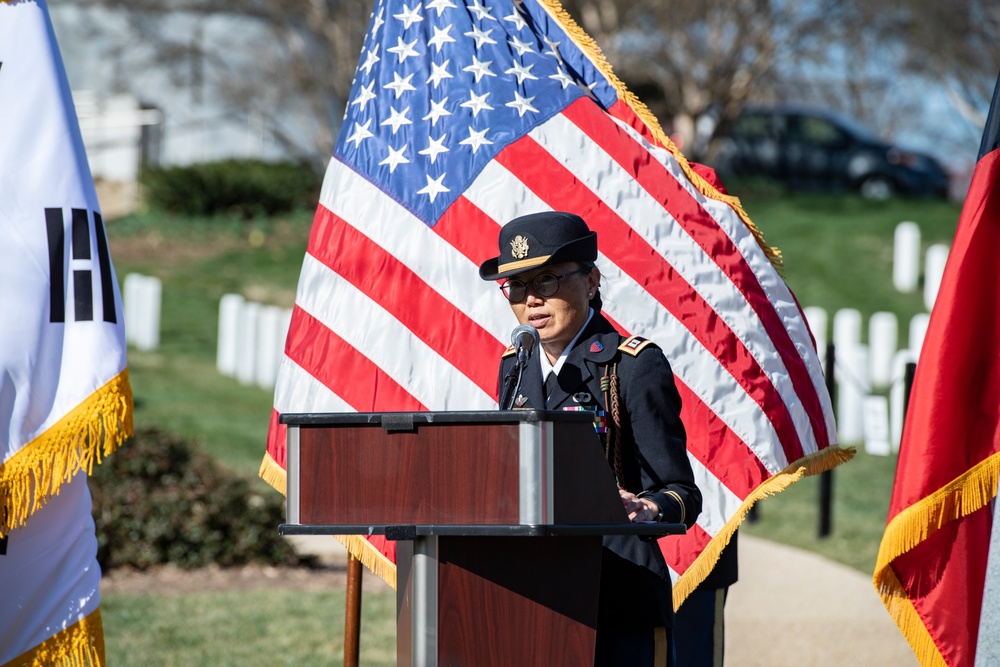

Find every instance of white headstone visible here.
[893,221,921,293]
[868,312,898,389]
[133,275,161,351]
[236,301,260,385]
[909,313,931,361]
[217,294,245,377]
[923,243,950,311]
[837,341,868,444]
[889,349,916,450]
[863,395,891,456]
[123,272,143,346]
[255,306,282,389]
[803,306,828,369]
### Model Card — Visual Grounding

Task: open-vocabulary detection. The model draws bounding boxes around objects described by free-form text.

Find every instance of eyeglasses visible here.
[500,268,590,303]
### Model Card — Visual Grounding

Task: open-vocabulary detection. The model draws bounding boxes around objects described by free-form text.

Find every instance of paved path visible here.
[727,534,917,666]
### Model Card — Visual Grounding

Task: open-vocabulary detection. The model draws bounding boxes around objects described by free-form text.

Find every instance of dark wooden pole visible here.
[818,341,836,539]
[344,553,363,667]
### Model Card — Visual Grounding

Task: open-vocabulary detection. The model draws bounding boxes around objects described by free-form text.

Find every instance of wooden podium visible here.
[279,410,683,667]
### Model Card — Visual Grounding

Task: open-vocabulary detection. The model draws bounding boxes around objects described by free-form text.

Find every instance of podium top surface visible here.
[279,409,595,427]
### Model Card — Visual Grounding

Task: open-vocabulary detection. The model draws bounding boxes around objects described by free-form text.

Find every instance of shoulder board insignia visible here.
[502,345,516,358]
[618,335,656,356]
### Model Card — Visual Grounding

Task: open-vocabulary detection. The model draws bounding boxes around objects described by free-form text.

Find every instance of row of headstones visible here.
[216,294,292,390]
[807,221,949,453]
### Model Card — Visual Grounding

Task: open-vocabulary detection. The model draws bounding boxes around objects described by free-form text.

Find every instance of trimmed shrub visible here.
[140,159,321,218]
[89,426,305,571]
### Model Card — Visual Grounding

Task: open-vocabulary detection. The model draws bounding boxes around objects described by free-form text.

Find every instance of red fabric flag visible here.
[262,0,849,601]
[874,72,1000,667]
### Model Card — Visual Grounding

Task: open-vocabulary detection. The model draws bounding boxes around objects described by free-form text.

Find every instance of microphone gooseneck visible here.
[501,324,540,410]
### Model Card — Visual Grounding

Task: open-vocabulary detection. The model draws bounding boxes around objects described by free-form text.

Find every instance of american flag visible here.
[262,0,846,604]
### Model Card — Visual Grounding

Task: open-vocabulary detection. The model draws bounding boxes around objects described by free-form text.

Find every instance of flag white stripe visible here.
[531,113,822,456]
[272,355,354,415]
[296,252,495,411]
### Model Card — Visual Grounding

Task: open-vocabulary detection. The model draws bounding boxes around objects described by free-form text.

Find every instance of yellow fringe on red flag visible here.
[258,450,287,496]
[335,535,398,590]
[673,445,856,609]
[1,608,106,667]
[872,451,1000,666]
[0,370,133,538]
[535,0,783,270]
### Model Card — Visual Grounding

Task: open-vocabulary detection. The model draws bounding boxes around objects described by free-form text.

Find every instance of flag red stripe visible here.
[308,206,504,397]
[265,410,286,468]
[494,134,807,465]
[434,195,502,266]
[659,519,714,574]
[286,305,427,412]
[563,99,828,455]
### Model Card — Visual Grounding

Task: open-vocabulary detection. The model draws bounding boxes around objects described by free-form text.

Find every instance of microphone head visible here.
[511,323,539,357]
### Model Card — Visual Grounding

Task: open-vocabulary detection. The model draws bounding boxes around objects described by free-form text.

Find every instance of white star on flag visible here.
[385,71,417,98]
[506,90,538,116]
[465,25,497,48]
[418,134,450,163]
[346,119,374,147]
[505,61,537,83]
[503,10,527,31]
[459,127,494,153]
[508,36,534,56]
[460,90,494,116]
[394,4,423,30]
[463,55,496,81]
[350,81,378,110]
[427,60,453,88]
[378,145,410,173]
[388,35,420,63]
[425,0,457,16]
[466,0,497,21]
[423,97,452,125]
[416,173,450,202]
[380,106,412,134]
[360,45,381,75]
[428,24,456,51]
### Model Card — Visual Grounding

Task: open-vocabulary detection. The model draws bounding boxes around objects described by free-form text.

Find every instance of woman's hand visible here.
[619,489,660,523]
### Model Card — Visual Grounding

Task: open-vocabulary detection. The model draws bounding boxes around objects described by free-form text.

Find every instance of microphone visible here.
[511,323,539,366]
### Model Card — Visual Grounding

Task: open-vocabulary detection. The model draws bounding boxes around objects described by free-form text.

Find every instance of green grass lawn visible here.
[102,587,396,666]
[100,191,965,656]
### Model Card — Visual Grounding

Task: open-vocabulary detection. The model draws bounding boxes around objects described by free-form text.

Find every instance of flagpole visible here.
[344,553,363,666]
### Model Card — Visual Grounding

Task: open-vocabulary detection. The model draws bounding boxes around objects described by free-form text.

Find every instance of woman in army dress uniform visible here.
[479,211,702,667]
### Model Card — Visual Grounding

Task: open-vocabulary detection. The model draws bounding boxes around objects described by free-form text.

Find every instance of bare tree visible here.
[68,0,374,169]
[559,0,844,158]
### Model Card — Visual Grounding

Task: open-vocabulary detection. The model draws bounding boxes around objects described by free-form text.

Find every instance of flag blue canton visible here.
[334,0,619,225]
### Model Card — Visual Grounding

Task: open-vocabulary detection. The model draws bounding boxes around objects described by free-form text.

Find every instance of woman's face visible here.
[507,262,600,359]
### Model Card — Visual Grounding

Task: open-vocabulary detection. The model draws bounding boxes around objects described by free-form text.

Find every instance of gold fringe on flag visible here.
[0,370,133,538]
[872,451,1000,667]
[672,445,856,609]
[258,450,287,496]
[335,535,398,590]
[1,608,106,667]
[535,0,783,270]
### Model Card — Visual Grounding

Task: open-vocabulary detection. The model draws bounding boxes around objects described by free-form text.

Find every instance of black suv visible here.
[711,105,950,199]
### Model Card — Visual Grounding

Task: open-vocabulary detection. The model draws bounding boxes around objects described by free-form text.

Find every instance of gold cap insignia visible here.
[510,235,530,259]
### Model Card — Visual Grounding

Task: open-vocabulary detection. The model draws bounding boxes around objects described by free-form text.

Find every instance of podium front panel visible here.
[283,410,626,528]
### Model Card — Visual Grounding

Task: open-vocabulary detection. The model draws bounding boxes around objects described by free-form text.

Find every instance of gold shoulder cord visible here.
[600,362,623,486]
